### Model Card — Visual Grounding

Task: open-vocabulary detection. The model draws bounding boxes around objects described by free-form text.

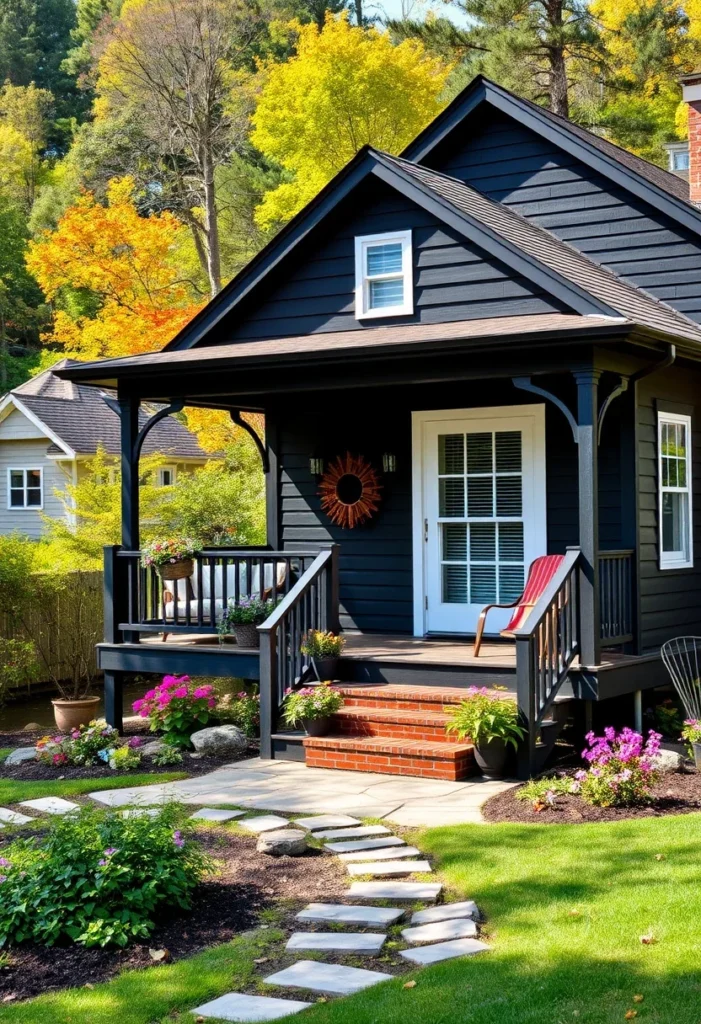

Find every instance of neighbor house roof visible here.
[2,359,207,458]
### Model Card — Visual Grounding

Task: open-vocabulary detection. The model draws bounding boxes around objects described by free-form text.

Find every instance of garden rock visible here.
[190,725,247,757]
[256,828,308,856]
[5,746,36,766]
[654,748,683,772]
[140,740,166,757]
[22,722,42,732]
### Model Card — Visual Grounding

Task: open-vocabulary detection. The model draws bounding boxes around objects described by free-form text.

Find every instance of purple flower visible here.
[173,830,185,848]
[104,847,117,857]
[0,876,6,884]
[127,736,142,748]
[0,858,11,869]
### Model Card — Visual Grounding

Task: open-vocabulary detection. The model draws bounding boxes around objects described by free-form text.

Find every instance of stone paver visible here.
[19,797,79,815]
[347,859,432,876]
[294,815,361,831]
[122,808,159,819]
[0,808,33,825]
[296,903,404,926]
[350,881,442,900]
[400,937,491,964]
[190,808,245,822]
[264,960,392,996]
[315,825,392,841]
[286,931,386,953]
[401,918,478,944]
[4,747,36,766]
[338,845,422,862]
[410,900,479,925]
[190,992,311,1021]
[239,815,290,833]
[325,835,406,854]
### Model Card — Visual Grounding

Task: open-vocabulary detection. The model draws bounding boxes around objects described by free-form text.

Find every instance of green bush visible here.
[152,747,184,766]
[0,638,39,705]
[446,686,525,749]
[217,689,260,737]
[0,806,210,948]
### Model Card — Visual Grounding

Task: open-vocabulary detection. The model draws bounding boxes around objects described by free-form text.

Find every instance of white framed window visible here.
[354,230,413,319]
[7,467,43,510]
[157,465,177,487]
[658,411,693,569]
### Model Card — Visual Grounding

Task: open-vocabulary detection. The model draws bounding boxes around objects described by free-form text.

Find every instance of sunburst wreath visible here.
[319,453,383,529]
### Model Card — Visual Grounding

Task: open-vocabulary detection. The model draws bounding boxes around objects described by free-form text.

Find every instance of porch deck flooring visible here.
[342,634,515,668]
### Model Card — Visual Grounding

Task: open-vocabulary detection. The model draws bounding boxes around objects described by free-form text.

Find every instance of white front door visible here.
[413,406,546,636]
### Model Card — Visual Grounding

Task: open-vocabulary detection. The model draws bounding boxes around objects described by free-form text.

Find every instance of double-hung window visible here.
[354,230,413,319]
[8,468,43,509]
[157,466,176,487]
[658,411,693,569]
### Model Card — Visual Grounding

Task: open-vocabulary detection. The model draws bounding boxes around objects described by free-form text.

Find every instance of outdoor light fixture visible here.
[382,452,397,473]
[309,456,325,476]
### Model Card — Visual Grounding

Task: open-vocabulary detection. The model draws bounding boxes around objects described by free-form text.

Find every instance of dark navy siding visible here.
[431,111,701,324]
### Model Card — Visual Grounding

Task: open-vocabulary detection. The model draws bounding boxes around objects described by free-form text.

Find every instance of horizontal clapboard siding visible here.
[433,111,701,324]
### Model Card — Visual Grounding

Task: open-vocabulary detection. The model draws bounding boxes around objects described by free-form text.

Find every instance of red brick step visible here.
[303,734,475,781]
[331,705,460,744]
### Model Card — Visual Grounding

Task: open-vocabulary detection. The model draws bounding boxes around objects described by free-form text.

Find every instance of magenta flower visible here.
[127,736,142,748]
[173,830,185,848]
[0,858,11,868]
[173,686,188,699]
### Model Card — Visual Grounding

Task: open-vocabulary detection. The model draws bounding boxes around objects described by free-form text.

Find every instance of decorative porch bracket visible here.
[134,400,185,462]
[596,344,677,443]
[512,376,578,442]
[230,410,269,473]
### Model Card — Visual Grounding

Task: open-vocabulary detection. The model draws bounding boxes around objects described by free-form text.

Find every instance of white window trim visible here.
[658,410,693,570]
[157,465,177,487]
[354,230,413,320]
[7,466,44,511]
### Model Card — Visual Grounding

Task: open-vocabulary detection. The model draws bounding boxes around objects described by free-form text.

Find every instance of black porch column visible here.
[574,370,602,666]
[119,392,140,550]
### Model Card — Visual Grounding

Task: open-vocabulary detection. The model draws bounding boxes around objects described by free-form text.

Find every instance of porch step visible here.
[303,734,475,781]
[331,705,461,744]
[336,684,509,713]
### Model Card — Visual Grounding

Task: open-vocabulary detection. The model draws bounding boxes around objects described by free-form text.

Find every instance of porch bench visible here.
[162,560,288,624]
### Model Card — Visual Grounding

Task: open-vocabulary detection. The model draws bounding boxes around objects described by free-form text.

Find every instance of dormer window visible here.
[355,230,413,319]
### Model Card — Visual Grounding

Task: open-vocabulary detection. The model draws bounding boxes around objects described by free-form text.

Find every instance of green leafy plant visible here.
[446,687,526,749]
[282,683,344,726]
[220,596,279,628]
[653,699,685,738]
[133,675,218,747]
[0,805,210,948]
[516,775,573,810]
[300,630,346,658]
[107,746,142,771]
[216,690,260,737]
[141,538,197,569]
[151,747,184,766]
[681,719,701,755]
[0,638,39,704]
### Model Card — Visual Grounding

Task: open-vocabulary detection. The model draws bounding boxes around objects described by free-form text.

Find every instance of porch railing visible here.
[599,549,635,647]
[258,545,340,758]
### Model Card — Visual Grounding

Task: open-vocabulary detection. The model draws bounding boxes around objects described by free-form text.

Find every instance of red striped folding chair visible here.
[473,554,565,656]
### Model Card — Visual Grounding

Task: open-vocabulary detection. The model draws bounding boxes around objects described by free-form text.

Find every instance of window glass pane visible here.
[439,478,464,517]
[442,523,467,561]
[662,491,687,554]
[369,278,403,309]
[439,434,464,475]
[469,523,495,561]
[26,470,41,489]
[466,477,493,517]
[366,242,402,276]
[470,565,496,604]
[496,476,522,517]
[495,431,521,472]
[26,488,41,507]
[498,522,524,562]
[10,489,24,507]
[466,433,492,474]
[442,564,467,603]
[499,564,524,603]
[9,471,23,489]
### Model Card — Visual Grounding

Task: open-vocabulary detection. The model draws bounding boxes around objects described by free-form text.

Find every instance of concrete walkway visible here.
[89,757,516,825]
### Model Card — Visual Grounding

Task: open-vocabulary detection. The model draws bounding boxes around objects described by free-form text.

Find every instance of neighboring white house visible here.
[0,359,209,538]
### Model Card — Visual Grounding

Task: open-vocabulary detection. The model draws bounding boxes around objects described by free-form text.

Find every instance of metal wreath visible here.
[319,452,382,529]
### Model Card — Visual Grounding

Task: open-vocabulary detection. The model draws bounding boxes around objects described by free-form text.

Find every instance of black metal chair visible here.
[661,636,701,721]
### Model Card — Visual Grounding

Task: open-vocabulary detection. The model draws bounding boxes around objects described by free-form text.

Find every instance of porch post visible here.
[574,370,602,666]
[119,392,140,643]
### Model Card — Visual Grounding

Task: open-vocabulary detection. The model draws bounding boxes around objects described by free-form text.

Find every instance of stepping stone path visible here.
[19,797,79,815]
[190,808,245,822]
[186,806,490,1019]
[257,829,307,856]
[0,808,33,825]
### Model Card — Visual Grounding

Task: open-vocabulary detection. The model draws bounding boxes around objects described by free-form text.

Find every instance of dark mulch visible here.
[0,829,352,1003]
[483,767,701,824]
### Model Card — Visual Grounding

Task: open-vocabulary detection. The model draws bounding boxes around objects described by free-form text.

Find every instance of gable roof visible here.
[2,360,207,458]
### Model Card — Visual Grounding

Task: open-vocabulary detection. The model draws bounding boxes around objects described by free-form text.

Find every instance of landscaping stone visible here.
[325,836,406,854]
[401,918,478,944]
[286,931,386,953]
[347,859,432,876]
[349,881,442,900]
[654,748,684,772]
[190,992,311,1021]
[293,814,361,831]
[264,960,393,996]
[240,815,290,833]
[338,845,422,862]
[314,825,392,840]
[4,746,36,766]
[140,740,166,757]
[190,808,245,822]
[0,808,33,825]
[399,937,491,964]
[256,828,308,856]
[122,808,160,818]
[190,724,247,757]
[296,903,404,926]
[410,900,479,925]
[22,722,42,731]
[19,797,79,815]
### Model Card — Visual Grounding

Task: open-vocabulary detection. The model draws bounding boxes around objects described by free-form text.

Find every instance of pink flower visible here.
[173,830,185,848]
[193,686,213,699]
[208,698,216,708]
[173,686,188,699]
[52,753,68,765]
[0,858,11,868]
[127,736,142,748]
[71,729,81,739]
[139,708,150,718]
[132,699,144,712]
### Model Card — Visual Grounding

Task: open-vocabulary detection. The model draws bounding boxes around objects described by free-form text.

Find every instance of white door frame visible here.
[411,404,547,637]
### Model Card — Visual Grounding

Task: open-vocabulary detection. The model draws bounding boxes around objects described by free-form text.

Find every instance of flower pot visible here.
[312,656,340,682]
[693,742,701,771]
[473,736,508,780]
[52,696,101,733]
[157,558,194,581]
[232,623,260,649]
[303,716,331,737]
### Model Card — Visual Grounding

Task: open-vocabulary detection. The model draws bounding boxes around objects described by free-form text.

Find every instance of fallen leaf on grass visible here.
[316,997,328,1003]
[253,957,269,964]
[403,980,417,989]
[568,910,581,917]
[195,1017,205,1023]
[83,983,94,989]
[633,995,644,1003]
[624,1011,638,1020]
[654,854,665,861]
[148,948,170,962]
[640,933,657,945]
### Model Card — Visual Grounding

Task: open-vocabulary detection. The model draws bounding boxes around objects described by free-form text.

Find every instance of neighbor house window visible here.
[157,466,176,487]
[658,412,693,569]
[354,230,413,319]
[8,468,43,509]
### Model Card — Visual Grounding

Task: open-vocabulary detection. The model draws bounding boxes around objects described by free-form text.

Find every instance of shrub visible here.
[653,699,685,738]
[0,806,209,948]
[36,721,120,767]
[106,746,142,771]
[282,683,344,726]
[217,690,260,737]
[133,675,218,747]
[446,687,525,749]
[221,596,278,628]
[681,719,701,751]
[573,727,662,807]
[152,747,184,766]
[300,630,346,658]
[0,638,39,705]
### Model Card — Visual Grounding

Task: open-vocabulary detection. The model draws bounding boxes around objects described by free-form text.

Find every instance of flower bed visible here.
[133,676,218,747]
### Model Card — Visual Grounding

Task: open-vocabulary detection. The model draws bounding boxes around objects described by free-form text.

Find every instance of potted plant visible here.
[681,719,701,770]
[282,683,344,736]
[446,686,525,779]
[301,629,346,682]
[141,538,197,581]
[52,684,101,733]
[219,596,279,649]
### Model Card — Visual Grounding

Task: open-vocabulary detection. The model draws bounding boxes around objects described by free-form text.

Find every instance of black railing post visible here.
[574,369,602,667]
[103,544,126,732]
[258,626,277,759]
[515,635,536,779]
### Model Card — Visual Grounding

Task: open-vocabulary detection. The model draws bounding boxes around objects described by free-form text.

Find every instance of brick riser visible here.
[331,708,460,744]
[304,740,475,781]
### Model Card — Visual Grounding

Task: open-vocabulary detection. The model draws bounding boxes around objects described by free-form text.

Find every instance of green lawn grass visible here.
[0,749,11,764]
[0,772,187,807]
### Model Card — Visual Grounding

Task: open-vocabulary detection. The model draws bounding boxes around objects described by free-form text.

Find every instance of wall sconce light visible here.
[382,452,397,473]
[309,456,325,476]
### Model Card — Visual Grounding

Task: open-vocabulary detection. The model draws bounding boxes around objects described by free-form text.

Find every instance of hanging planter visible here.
[319,453,382,529]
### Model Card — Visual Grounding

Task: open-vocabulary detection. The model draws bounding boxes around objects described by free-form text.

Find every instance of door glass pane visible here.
[470,565,496,603]
[442,523,467,561]
[439,478,464,517]
[443,564,467,603]
[496,476,522,517]
[499,564,524,603]
[498,522,524,562]
[467,477,493,517]
[466,433,492,473]
[439,434,464,474]
[470,523,495,561]
[495,431,521,472]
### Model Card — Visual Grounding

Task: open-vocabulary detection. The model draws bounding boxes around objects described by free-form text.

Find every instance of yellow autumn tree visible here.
[26,176,204,359]
[251,13,451,229]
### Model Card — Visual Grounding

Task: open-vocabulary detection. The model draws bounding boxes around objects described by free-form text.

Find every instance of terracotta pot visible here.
[157,558,194,581]
[52,696,101,733]
[473,736,508,780]
[312,657,340,682]
[233,623,260,649]
[303,716,331,737]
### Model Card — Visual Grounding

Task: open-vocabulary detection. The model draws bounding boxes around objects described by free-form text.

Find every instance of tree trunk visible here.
[202,151,222,298]
[354,0,362,26]
[549,46,569,117]
[0,300,7,393]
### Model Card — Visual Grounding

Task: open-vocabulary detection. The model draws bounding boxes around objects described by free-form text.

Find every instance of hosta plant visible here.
[573,727,662,807]
[133,675,218,747]
[446,687,525,749]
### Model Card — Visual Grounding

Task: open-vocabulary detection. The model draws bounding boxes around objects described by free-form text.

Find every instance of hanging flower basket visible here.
[157,558,194,581]
[141,538,197,580]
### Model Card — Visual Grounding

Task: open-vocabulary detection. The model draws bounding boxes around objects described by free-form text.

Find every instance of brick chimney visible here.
[681,72,701,204]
